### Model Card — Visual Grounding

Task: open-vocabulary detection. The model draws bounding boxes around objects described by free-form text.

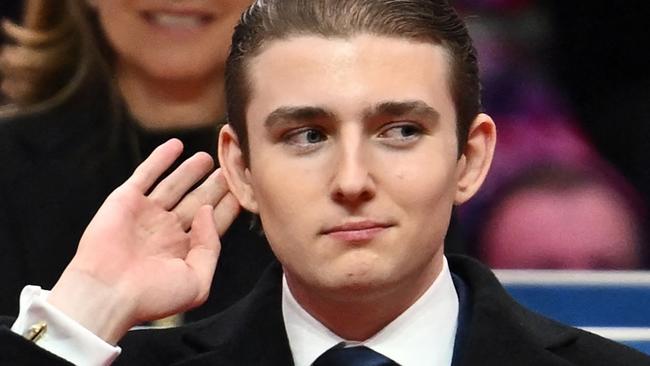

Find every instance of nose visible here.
[330,138,376,206]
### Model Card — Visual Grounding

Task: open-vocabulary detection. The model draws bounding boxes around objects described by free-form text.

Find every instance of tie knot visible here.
[313,343,399,366]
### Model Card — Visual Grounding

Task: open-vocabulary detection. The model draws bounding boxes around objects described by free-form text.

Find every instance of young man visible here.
[2,0,649,365]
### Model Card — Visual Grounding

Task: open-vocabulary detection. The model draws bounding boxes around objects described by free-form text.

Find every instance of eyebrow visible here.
[363,100,440,122]
[263,100,440,128]
[264,106,337,128]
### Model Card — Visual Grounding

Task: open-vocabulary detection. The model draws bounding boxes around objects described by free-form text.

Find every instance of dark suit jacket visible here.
[0,88,274,321]
[1,255,649,365]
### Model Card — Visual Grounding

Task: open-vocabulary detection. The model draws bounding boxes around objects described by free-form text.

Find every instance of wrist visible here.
[48,267,138,345]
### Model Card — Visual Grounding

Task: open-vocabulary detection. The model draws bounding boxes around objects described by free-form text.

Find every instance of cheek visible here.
[384,155,458,208]
[253,173,323,267]
[383,158,458,244]
[251,164,323,231]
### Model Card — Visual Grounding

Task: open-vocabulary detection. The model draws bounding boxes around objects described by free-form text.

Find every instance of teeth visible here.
[152,13,203,28]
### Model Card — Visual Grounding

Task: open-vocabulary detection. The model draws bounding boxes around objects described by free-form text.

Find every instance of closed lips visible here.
[322,221,393,234]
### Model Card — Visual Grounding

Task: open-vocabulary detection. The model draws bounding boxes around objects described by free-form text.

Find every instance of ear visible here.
[218,125,259,213]
[454,113,496,205]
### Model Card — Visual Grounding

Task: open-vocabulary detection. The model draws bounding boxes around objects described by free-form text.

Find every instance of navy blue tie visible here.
[312,343,399,366]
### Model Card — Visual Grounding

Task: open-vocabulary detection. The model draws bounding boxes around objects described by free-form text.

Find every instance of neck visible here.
[116,62,225,130]
[287,256,443,341]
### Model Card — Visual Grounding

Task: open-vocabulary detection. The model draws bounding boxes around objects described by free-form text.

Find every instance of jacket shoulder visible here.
[447,255,650,365]
[553,325,650,365]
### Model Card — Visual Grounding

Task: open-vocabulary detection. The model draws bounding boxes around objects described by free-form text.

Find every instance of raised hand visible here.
[47,139,240,344]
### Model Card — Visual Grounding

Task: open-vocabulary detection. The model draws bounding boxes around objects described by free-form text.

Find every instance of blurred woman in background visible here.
[0,0,273,322]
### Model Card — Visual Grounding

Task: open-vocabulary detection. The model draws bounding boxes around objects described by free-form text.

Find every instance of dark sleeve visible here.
[0,317,74,366]
[553,330,650,366]
[113,328,193,365]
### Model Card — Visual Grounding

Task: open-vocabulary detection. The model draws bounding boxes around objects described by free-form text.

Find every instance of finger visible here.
[214,192,241,237]
[148,152,214,210]
[125,139,184,193]
[186,205,221,305]
[173,168,230,231]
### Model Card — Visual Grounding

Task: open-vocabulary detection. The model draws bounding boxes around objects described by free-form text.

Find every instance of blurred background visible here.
[0,3,19,22]
[1,1,649,270]
[454,0,650,270]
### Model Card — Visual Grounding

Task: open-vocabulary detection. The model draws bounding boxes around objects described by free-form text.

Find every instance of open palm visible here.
[49,139,240,342]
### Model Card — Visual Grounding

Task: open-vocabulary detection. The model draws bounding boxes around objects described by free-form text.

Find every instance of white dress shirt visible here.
[283,257,459,366]
[11,286,121,366]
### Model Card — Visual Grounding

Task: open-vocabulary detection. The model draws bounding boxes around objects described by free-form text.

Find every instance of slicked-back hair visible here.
[225,0,481,161]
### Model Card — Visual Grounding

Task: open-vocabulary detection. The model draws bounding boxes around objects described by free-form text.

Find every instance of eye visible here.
[283,127,328,148]
[377,122,423,146]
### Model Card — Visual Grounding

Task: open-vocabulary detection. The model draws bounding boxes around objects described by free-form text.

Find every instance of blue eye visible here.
[305,129,325,143]
[284,128,327,147]
[396,125,421,137]
[378,123,423,143]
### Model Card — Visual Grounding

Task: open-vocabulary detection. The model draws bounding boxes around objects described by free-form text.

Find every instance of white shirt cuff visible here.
[11,285,121,366]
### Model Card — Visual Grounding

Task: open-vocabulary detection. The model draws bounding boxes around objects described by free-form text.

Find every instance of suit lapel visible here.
[449,255,580,366]
[458,303,577,366]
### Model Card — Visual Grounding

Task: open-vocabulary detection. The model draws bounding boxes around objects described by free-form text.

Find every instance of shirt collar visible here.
[282,257,459,366]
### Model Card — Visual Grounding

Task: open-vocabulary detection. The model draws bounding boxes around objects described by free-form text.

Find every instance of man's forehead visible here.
[243,34,455,122]
[249,33,450,65]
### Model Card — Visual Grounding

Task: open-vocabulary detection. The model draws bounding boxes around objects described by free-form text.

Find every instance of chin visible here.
[321,271,394,297]
[327,281,396,304]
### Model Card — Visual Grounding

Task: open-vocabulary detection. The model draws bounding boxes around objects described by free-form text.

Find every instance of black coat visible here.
[1,255,648,365]
[0,88,275,321]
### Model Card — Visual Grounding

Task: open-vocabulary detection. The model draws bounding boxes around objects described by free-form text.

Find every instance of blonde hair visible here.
[0,0,113,116]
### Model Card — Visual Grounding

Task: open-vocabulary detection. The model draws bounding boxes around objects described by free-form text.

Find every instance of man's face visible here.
[226,35,481,303]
